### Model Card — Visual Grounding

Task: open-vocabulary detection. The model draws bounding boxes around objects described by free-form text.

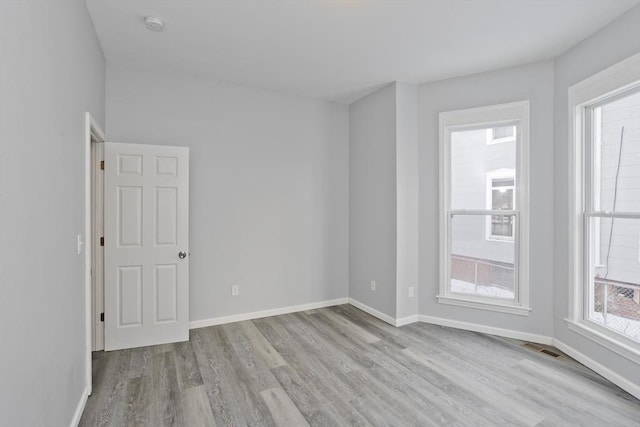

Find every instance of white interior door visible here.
[104,142,189,351]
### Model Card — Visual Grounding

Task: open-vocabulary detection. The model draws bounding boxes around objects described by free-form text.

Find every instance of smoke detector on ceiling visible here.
[144,17,164,32]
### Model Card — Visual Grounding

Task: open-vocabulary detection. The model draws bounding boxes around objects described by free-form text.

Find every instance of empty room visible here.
[1,0,640,426]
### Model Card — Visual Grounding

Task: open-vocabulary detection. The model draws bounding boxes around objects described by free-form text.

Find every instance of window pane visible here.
[587,216,640,342]
[491,213,513,237]
[451,127,516,210]
[492,188,513,210]
[450,214,515,300]
[594,91,640,213]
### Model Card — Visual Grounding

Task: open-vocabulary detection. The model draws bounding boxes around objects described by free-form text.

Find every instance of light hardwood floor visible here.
[80,305,640,426]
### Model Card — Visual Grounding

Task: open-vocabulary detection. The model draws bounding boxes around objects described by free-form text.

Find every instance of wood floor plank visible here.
[516,358,638,422]
[148,351,185,427]
[318,307,382,344]
[269,364,345,426]
[190,327,251,426]
[122,376,151,427]
[260,387,310,427]
[254,316,375,425]
[196,324,276,426]
[174,341,204,390]
[182,385,217,427]
[221,322,281,392]
[128,345,153,379]
[296,311,460,426]
[313,311,516,425]
[80,349,131,427]
[402,347,544,426]
[329,305,408,349]
[82,306,640,426]
[239,320,287,369]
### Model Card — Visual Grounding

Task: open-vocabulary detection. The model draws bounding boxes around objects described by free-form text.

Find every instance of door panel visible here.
[155,187,177,246]
[118,266,142,327]
[118,186,142,247]
[104,142,189,351]
[155,264,178,323]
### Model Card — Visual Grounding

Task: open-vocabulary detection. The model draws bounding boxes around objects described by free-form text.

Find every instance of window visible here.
[439,101,530,315]
[568,53,640,360]
[486,169,515,241]
[486,125,516,145]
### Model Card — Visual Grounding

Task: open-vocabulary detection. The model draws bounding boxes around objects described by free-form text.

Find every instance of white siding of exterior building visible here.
[450,128,515,265]
[596,92,640,285]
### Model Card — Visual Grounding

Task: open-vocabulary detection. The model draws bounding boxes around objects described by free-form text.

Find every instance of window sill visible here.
[564,319,640,364]
[437,294,531,316]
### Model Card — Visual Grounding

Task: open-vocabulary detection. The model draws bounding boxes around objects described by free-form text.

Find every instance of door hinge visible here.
[100,236,104,246]
[100,160,104,170]
[100,313,104,322]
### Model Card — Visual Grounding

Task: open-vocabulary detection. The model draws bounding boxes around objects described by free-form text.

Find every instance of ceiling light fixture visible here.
[144,17,164,32]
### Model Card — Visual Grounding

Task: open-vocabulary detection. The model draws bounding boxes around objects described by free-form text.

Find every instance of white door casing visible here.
[104,142,189,351]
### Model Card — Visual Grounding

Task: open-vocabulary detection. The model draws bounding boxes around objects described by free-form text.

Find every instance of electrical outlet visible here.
[408,286,414,298]
[231,285,239,296]
[370,280,376,292]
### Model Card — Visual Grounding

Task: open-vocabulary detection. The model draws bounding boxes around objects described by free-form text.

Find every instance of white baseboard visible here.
[552,338,640,399]
[395,314,420,327]
[70,386,90,427]
[418,314,553,345]
[347,298,397,326]
[189,297,349,329]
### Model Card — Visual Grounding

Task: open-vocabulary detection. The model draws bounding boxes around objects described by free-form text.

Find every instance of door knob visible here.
[178,251,187,259]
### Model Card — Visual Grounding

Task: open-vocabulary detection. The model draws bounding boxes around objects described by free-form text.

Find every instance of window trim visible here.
[439,101,530,316]
[485,168,516,242]
[567,52,640,363]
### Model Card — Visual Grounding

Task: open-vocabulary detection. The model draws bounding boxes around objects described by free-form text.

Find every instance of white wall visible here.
[553,5,640,385]
[349,83,398,317]
[0,1,105,425]
[105,65,349,322]
[418,61,555,336]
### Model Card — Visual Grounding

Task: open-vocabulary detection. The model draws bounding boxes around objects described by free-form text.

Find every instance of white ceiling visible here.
[85,0,639,104]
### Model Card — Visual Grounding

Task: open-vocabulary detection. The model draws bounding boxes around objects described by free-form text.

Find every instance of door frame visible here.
[84,112,105,394]
[91,135,105,352]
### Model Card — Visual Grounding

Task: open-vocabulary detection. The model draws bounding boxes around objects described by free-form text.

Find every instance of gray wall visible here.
[349,83,398,317]
[105,65,349,322]
[0,1,105,425]
[418,61,555,336]
[396,83,420,320]
[553,5,640,384]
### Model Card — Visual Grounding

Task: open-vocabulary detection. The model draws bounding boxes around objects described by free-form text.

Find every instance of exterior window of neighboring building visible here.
[486,170,515,241]
[438,101,530,315]
[568,53,640,360]
[486,125,516,145]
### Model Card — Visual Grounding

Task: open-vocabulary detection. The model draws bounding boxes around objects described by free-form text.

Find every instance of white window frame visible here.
[485,168,516,242]
[567,52,640,363]
[438,101,530,316]
[486,125,516,145]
